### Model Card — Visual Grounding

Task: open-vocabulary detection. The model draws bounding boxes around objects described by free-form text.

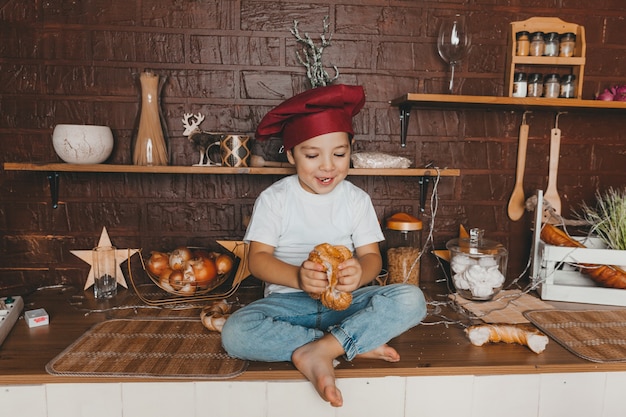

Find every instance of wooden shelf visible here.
[390,93,626,111]
[505,17,586,98]
[3,162,460,210]
[509,56,586,66]
[390,93,626,147]
[3,162,460,177]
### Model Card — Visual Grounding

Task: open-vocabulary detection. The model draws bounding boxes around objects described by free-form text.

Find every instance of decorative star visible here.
[71,227,139,290]
[217,240,251,285]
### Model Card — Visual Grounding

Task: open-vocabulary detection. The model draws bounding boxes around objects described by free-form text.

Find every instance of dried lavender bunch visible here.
[291,16,339,88]
[578,187,626,250]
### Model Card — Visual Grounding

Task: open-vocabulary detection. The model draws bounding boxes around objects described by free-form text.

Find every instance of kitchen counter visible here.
[2,280,626,386]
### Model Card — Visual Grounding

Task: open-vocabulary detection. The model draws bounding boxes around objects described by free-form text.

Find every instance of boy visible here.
[221,84,426,407]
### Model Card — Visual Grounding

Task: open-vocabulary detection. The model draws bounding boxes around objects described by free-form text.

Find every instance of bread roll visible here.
[466,324,549,354]
[307,243,353,311]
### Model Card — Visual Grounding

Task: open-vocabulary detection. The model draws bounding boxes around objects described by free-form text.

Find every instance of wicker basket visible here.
[142,248,234,297]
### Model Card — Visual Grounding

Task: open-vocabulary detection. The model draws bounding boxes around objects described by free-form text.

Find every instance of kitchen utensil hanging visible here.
[543,112,566,223]
[507,111,531,221]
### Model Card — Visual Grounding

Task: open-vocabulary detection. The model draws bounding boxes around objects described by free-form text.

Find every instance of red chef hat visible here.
[255,84,365,150]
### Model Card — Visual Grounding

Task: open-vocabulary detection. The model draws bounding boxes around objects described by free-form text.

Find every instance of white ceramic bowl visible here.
[52,124,114,164]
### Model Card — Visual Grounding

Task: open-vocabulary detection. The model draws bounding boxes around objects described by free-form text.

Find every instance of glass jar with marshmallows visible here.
[446,228,508,301]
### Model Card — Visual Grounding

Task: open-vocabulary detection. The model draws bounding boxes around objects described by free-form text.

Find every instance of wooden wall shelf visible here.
[505,17,586,98]
[3,162,460,177]
[390,93,626,146]
[3,162,460,209]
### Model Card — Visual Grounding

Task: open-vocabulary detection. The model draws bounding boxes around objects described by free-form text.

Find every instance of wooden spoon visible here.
[543,125,562,220]
[507,115,530,221]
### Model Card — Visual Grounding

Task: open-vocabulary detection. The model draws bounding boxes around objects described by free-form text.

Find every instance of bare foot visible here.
[292,335,345,407]
[356,344,400,362]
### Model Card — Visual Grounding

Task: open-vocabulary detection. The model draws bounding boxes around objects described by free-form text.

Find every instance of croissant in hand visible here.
[540,224,626,289]
[307,243,354,311]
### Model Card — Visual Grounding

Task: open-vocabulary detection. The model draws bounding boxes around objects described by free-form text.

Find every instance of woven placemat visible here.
[524,309,626,363]
[46,319,247,379]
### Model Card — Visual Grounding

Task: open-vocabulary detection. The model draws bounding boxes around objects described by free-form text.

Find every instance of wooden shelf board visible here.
[390,93,626,112]
[3,162,460,177]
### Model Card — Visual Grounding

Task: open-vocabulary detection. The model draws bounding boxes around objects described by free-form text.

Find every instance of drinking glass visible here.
[93,246,118,299]
[437,14,471,94]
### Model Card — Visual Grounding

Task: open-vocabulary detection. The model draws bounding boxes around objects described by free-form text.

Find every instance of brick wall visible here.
[1,0,625,295]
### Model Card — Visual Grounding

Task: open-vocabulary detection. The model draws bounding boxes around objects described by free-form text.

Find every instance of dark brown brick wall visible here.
[1,0,626,295]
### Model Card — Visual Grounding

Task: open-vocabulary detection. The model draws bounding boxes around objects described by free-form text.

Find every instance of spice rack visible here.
[505,17,586,98]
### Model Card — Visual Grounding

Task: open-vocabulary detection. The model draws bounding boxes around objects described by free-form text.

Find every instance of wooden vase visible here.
[132,72,169,165]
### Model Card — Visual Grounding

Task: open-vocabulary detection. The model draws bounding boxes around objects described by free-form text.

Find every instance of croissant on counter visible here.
[465,324,549,354]
[540,224,626,289]
[200,300,231,332]
[307,243,354,311]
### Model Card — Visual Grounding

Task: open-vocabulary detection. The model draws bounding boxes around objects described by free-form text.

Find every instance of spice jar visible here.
[560,74,576,98]
[527,73,543,98]
[515,31,530,56]
[446,228,508,301]
[529,31,545,56]
[543,73,561,98]
[559,32,576,57]
[384,212,422,286]
[544,32,560,57]
[512,72,527,97]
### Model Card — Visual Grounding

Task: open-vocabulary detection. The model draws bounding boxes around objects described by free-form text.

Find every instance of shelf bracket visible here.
[418,174,431,213]
[46,172,59,209]
[399,104,412,147]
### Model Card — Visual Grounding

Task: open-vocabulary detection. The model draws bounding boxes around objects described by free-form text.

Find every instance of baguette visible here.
[540,224,626,289]
[465,324,549,354]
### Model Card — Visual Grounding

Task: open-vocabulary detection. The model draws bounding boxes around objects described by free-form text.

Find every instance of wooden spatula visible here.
[543,123,562,221]
[507,114,530,221]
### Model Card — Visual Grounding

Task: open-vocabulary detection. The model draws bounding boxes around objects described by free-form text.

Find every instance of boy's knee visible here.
[393,284,427,321]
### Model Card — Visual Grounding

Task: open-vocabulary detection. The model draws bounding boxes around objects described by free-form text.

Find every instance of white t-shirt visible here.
[244,175,384,296]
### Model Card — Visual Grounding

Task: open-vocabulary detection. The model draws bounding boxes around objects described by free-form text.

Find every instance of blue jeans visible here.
[221,284,427,362]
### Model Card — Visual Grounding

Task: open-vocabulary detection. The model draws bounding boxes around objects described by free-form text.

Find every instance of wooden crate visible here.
[505,17,586,98]
[529,191,626,307]
[534,238,626,307]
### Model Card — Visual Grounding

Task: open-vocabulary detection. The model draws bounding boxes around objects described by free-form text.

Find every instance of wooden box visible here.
[530,191,626,307]
[534,238,626,307]
[505,17,586,98]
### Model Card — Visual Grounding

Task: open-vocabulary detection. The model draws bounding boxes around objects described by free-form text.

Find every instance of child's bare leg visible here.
[292,334,345,407]
[356,344,401,362]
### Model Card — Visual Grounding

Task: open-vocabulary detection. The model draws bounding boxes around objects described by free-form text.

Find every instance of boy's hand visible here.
[298,260,329,294]
[335,258,362,292]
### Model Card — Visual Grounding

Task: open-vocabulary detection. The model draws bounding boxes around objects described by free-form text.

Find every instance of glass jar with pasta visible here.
[384,213,423,286]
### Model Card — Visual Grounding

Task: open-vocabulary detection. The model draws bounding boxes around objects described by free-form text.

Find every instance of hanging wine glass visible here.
[437,14,471,94]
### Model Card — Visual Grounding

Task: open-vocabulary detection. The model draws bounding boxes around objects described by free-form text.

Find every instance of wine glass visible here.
[437,14,471,94]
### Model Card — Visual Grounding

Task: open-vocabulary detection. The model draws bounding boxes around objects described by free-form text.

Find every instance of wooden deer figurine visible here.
[181,113,226,166]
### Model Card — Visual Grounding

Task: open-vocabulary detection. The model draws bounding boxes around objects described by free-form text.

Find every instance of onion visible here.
[215,253,234,275]
[189,256,217,288]
[147,251,170,276]
[169,269,187,290]
[614,85,626,101]
[169,246,192,270]
[178,284,196,296]
[597,89,615,101]
[159,267,173,280]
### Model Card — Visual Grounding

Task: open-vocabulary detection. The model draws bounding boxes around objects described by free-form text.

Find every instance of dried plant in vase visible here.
[291,15,339,88]
[578,187,626,250]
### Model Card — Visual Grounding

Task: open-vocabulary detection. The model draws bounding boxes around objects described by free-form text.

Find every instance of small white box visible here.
[533,237,626,307]
[25,308,49,328]
[530,190,626,307]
